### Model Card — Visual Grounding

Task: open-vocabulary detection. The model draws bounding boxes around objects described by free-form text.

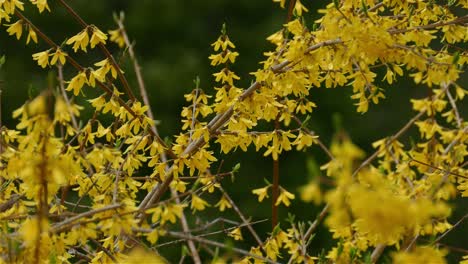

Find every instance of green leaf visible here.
[452,51,460,65]
[271,223,281,237]
[0,55,5,68]
[232,163,241,173]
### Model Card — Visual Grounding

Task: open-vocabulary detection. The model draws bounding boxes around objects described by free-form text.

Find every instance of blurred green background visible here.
[0,0,466,262]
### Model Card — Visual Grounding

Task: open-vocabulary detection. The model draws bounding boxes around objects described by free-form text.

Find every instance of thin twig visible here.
[57,64,79,130]
[445,85,462,128]
[165,231,280,264]
[218,185,264,248]
[351,111,424,178]
[51,204,121,233]
[370,244,386,263]
[432,213,468,245]
[287,203,330,264]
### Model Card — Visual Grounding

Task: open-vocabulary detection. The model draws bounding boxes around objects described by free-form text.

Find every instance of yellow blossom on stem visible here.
[109,28,125,48]
[229,227,243,241]
[252,185,270,202]
[2,0,24,15]
[6,20,23,39]
[275,187,295,206]
[66,71,88,96]
[294,0,308,16]
[66,28,89,52]
[191,194,210,212]
[211,35,235,52]
[26,26,37,44]
[32,49,50,68]
[213,68,240,86]
[272,0,286,8]
[90,25,108,48]
[30,0,51,13]
[215,195,232,212]
[50,48,67,66]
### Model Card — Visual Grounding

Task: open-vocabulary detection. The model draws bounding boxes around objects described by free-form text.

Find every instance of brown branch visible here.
[51,203,121,233]
[0,194,22,213]
[370,244,386,263]
[286,0,297,24]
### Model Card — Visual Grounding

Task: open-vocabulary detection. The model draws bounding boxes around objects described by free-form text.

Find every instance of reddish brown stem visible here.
[286,0,297,23]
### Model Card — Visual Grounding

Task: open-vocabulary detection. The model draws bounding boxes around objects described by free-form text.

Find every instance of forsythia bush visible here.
[0,0,467,263]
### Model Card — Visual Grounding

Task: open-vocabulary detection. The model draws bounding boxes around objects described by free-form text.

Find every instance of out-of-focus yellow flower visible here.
[228,227,243,241]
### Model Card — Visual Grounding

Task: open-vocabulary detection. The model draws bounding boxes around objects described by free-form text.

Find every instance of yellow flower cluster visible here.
[0,0,467,263]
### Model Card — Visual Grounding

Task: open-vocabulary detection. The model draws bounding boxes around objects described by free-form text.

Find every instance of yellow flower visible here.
[211,36,235,52]
[294,0,309,16]
[50,48,67,66]
[90,25,108,48]
[267,30,284,46]
[169,180,187,193]
[109,28,125,48]
[215,195,232,212]
[213,69,240,86]
[123,247,168,264]
[66,71,88,96]
[228,227,243,241]
[191,194,210,212]
[273,0,286,8]
[286,19,304,36]
[252,185,270,202]
[2,0,24,14]
[66,28,89,52]
[32,49,50,68]
[275,187,295,206]
[208,53,224,66]
[392,246,447,264]
[299,181,322,205]
[26,26,37,44]
[6,20,23,40]
[30,0,50,13]
[161,204,184,224]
